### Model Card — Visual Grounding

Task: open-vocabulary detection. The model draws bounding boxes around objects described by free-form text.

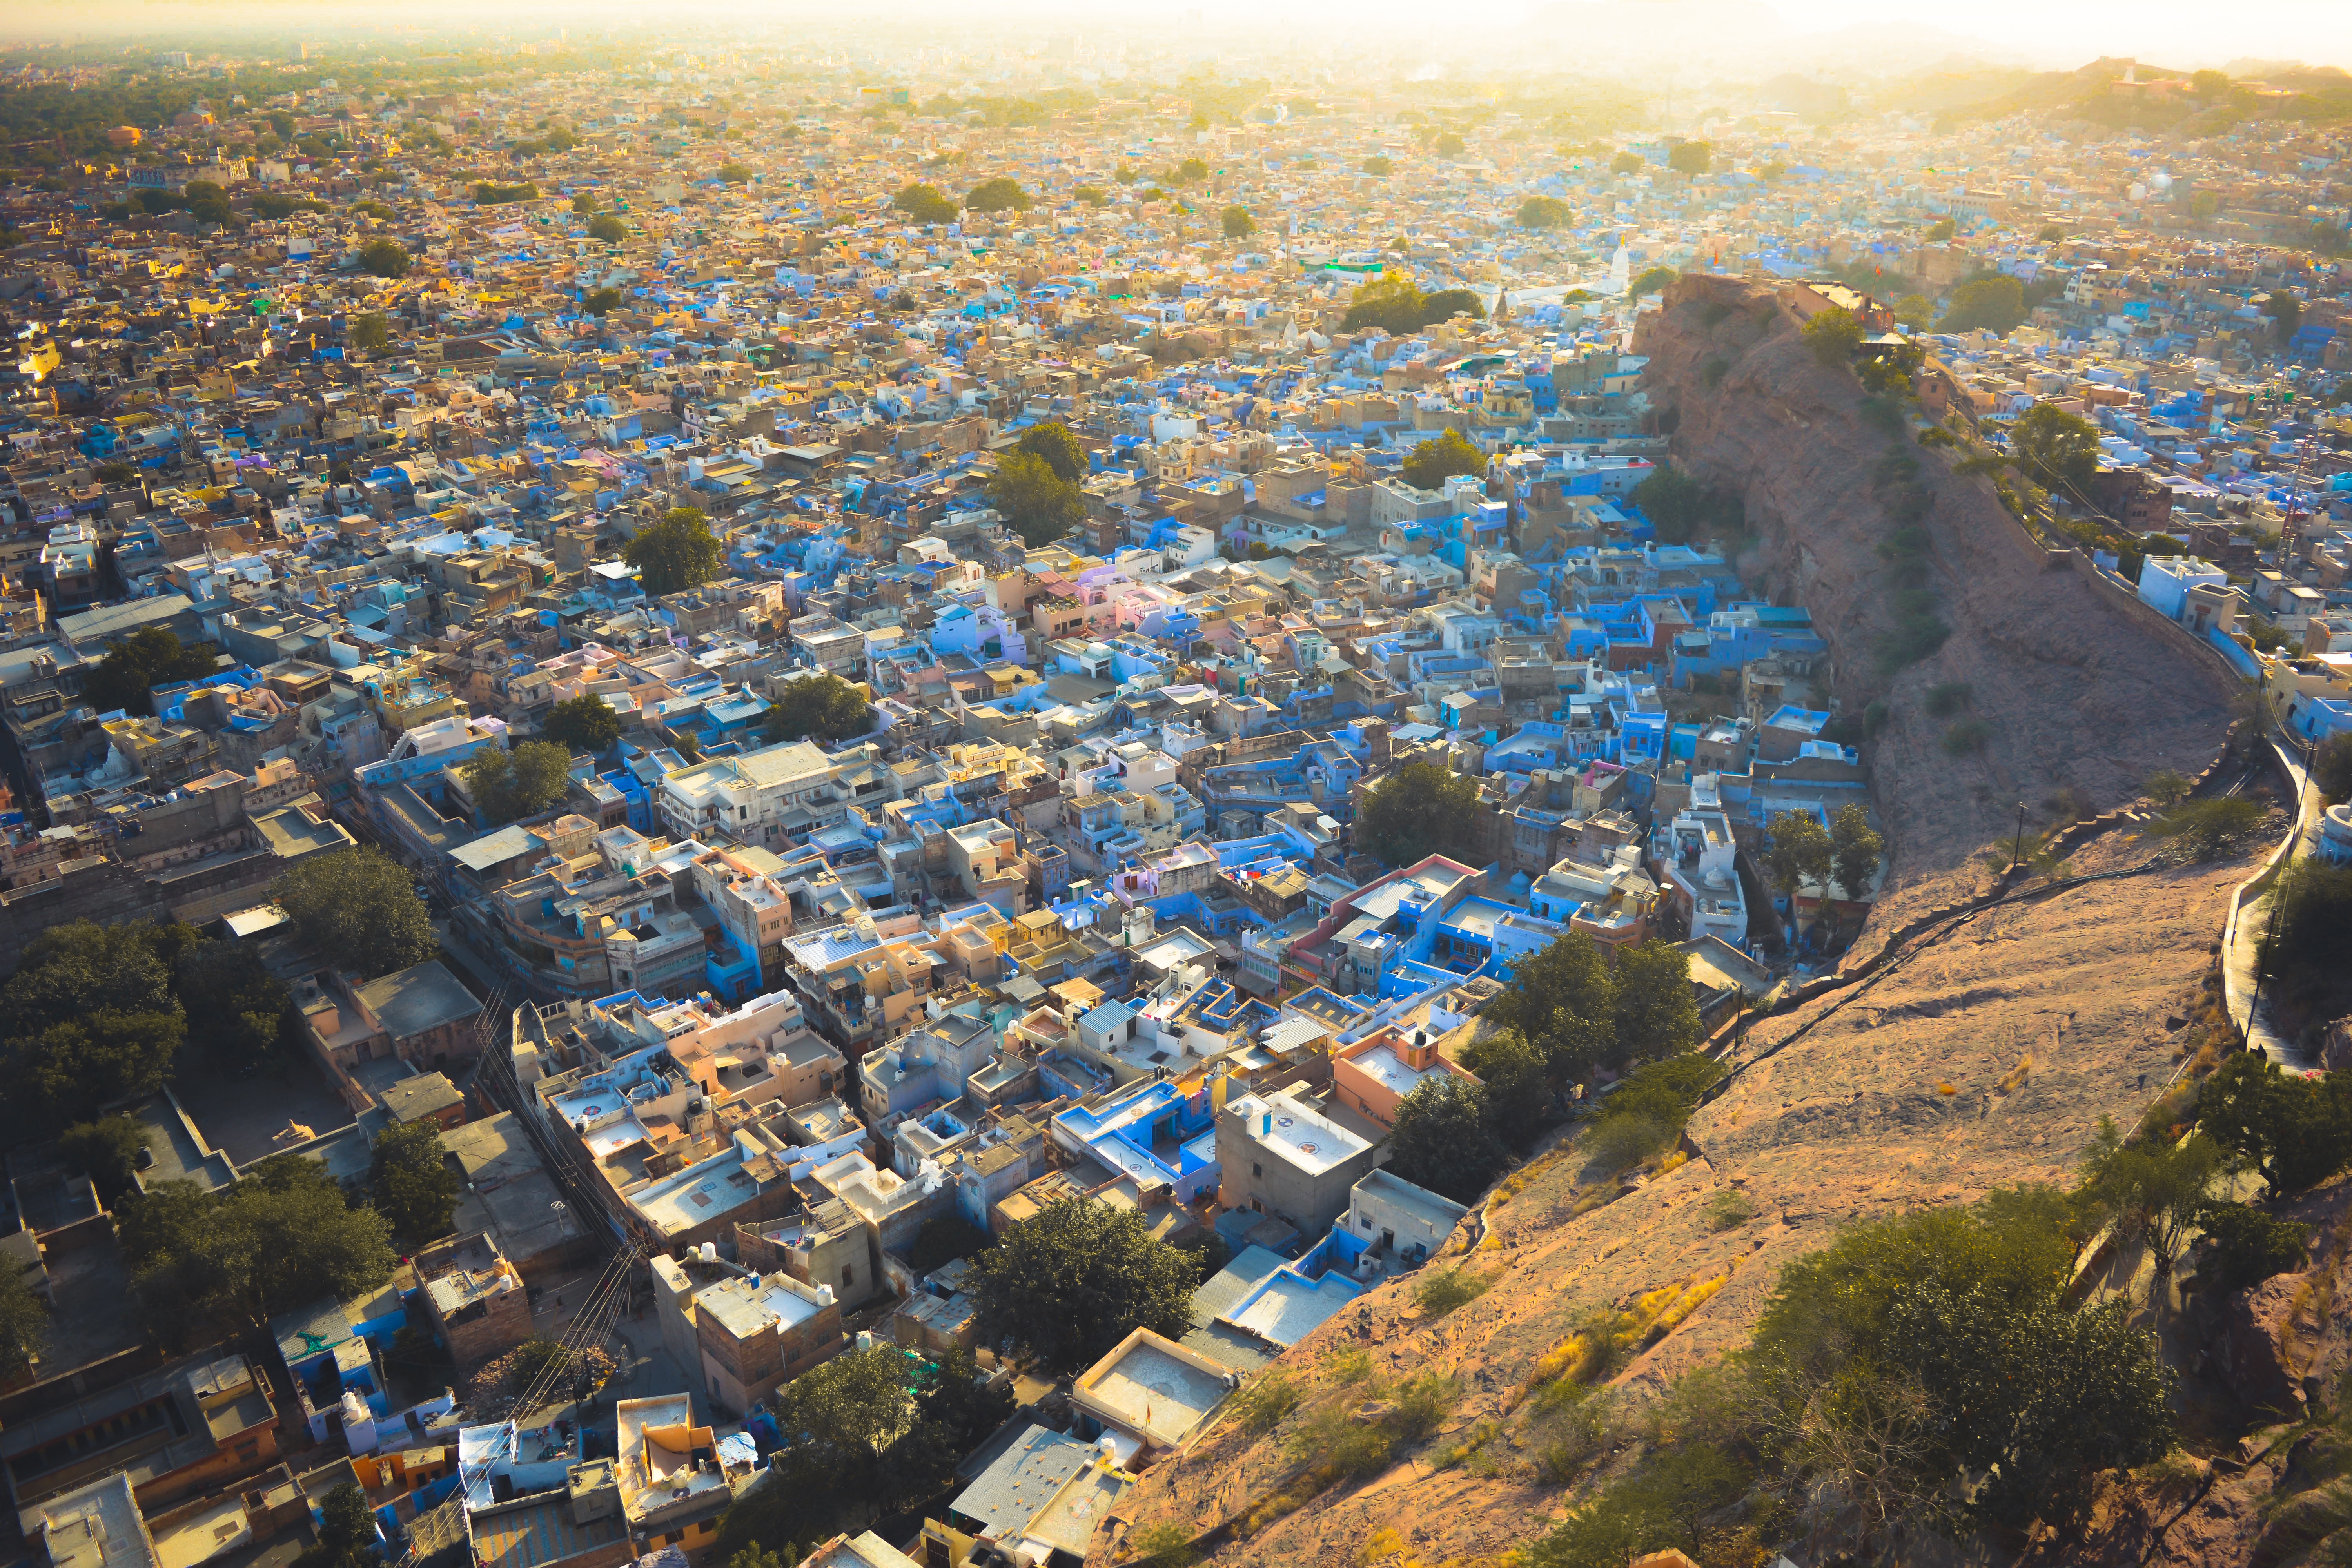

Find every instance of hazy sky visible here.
[1750,0,2352,69]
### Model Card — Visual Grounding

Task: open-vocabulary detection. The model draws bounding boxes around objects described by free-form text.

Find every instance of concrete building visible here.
[1214,1087,1381,1243]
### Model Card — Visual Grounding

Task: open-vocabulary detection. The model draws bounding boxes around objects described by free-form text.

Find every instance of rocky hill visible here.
[1090,277,2258,1568]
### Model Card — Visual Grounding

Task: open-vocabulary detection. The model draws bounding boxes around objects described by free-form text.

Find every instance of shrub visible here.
[2195,1201,2309,1294]
[1802,305,1862,367]
[1414,1267,1492,1319]
[1923,681,1973,718]
[1704,1189,1757,1232]
[1941,718,1993,755]
[1585,1113,1678,1173]
[2149,797,2264,859]
[2267,858,2352,976]
[1231,1371,1302,1435]
[1129,1522,1199,1568]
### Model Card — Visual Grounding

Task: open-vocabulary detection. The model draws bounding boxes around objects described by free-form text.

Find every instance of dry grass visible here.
[1996,1051,2034,1093]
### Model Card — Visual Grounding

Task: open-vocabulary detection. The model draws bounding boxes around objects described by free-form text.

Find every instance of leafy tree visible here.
[1341,272,1485,334]
[2076,1117,2222,1296]
[890,182,957,224]
[1362,155,1394,176]
[1517,195,1571,229]
[1924,217,1956,242]
[2269,858,2352,978]
[5,1010,185,1132]
[1831,802,1882,899]
[583,287,624,316]
[1072,185,1108,207]
[1610,151,1644,175]
[1627,265,1677,299]
[2190,68,2232,96]
[1356,759,1479,866]
[471,182,538,205]
[1401,429,1484,490]
[175,939,291,1071]
[1938,274,2028,335]
[358,238,410,279]
[2149,796,2262,860]
[1485,930,1615,1085]
[1665,141,1710,176]
[1802,305,1862,367]
[1765,810,1833,901]
[571,192,599,213]
[461,740,573,824]
[0,1255,46,1381]
[2145,768,2192,808]
[626,505,725,595]
[2198,1051,2352,1196]
[1628,462,1742,544]
[2316,733,2352,800]
[985,450,1085,548]
[82,627,218,717]
[966,1199,1196,1373]
[2196,1200,2309,1294]
[271,848,437,979]
[717,163,752,185]
[2260,291,2300,345]
[1387,1075,1508,1204]
[1529,1441,1748,1566]
[1433,131,1466,157]
[1220,204,1256,240]
[905,1214,989,1276]
[766,674,870,746]
[292,1481,379,1568]
[964,176,1032,213]
[348,311,390,354]
[2010,401,2100,496]
[368,1120,458,1245]
[543,694,621,754]
[1014,420,1087,483]
[60,1115,152,1203]
[2,920,178,1038]
[1173,156,1209,184]
[1461,1029,1551,1146]
[124,1156,394,1332]
[587,214,626,243]
[1611,942,1702,1063]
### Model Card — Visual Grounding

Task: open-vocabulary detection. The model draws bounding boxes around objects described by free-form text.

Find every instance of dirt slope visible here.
[1091,278,2257,1567]
[1635,273,2238,909]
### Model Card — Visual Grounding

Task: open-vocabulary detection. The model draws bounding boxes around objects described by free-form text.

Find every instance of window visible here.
[1252,1162,1262,1178]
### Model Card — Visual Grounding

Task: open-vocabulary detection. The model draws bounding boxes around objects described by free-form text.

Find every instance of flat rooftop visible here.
[1072,1330,1228,1448]
[1229,1091,1370,1177]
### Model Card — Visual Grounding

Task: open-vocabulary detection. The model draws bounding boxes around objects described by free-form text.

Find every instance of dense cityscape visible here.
[4,14,2352,1568]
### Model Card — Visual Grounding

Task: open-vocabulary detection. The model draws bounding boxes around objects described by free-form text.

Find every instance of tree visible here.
[543,694,621,754]
[2145,768,2193,808]
[1363,156,1394,176]
[1628,265,1678,299]
[964,177,1032,213]
[572,192,599,213]
[2076,1117,2222,1297]
[82,627,217,717]
[890,182,957,224]
[583,287,623,316]
[588,214,626,243]
[2260,291,2300,346]
[2,920,178,1039]
[60,1116,152,1203]
[2269,858,2352,980]
[292,1481,379,1568]
[766,674,870,745]
[1486,930,1615,1085]
[1610,940,1702,1063]
[1433,131,1466,157]
[174,940,290,1071]
[368,1120,458,1245]
[1830,803,1882,900]
[717,162,752,185]
[1387,1076,1508,1204]
[1628,463,1742,545]
[271,848,437,980]
[1460,1029,1551,1147]
[1765,810,1833,902]
[1341,272,1485,335]
[2197,1052,2352,1196]
[1073,185,1109,207]
[1401,429,1484,491]
[5,1011,185,1132]
[348,311,390,354]
[1355,759,1479,867]
[905,1215,989,1276]
[357,238,410,279]
[0,1255,46,1382]
[2011,402,2101,496]
[965,1198,1196,1373]
[1924,218,1956,242]
[1610,151,1643,175]
[1173,157,1208,184]
[1802,305,1862,367]
[626,506,725,595]
[1666,141,1711,176]
[1220,205,1256,240]
[1517,195,1571,229]
[2196,1201,2309,1294]
[1014,420,1087,483]
[2316,733,2352,801]
[462,740,573,824]
[125,1156,394,1332]
[1938,274,2028,335]
[985,450,1085,548]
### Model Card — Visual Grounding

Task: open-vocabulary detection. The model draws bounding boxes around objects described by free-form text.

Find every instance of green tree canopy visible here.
[2316,733,2352,801]
[1459,1029,1551,1146]
[1938,274,2028,335]
[985,450,1086,548]
[1220,204,1256,240]
[123,1155,395,1332]
[174,940,291,1071]
[765,674,870,745]
[1610,151,1644,175]
[1401,429,1484,491]
[964,177,1033,213]
[717,163,752,185]
[368,1119,458,1246]
[583,287,624,316]
[82,627,218,717]
[270,848,437,980]
[2267,858,2352,980]
[348,311,390,354]
[1830,802,1882,900]
[1801,304,1863,367]
[2011,401,2101,497]
[587,214,627,244]
[358,238,410,279]
[1764,809,1833,900]
[1,920,191,1131]
[1013,420,1087,483]
[1363,155,1394,176]
[1666,141,1711,176]
[2076,1116,2221,1293]
[1925,217,1956,242]
[1355,759,1479,866]
[965,1199,1197,1373]
[572,192,599,214]
[1341,272,1487,334]
[543,694,622,754]
[1517,194,1572,229]
[462,740,573,824]
[1173,156,1209,184]
[60,1115,152,1203]
[1627,265,1678,299]
[1387,1075,1509,1203]
[1433,131,1466,156]
[292,1481,379,1568]
[1484,929,1615,1085]
[2197,1051,2352,1196]
[2196,1200,2309,1294]
[1628,462,1743,545]
[0,1252,47,1382]
[890,183,957,224]
[1611,940,1702,1063]
[626,506,725,595]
